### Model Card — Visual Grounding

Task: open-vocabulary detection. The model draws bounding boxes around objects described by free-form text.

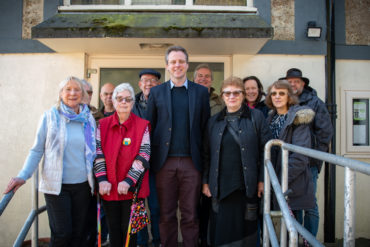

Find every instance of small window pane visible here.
[71,0,120,4]
[352,99,369,146]
[132,0,183,5]
[194,0,245,6]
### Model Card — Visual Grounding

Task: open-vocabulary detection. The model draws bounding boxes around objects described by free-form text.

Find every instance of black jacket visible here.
[203,104,271,199]
[267,105,315,210]
[299,87,333,172]
[146,80,210,172]
[132,92,147,119]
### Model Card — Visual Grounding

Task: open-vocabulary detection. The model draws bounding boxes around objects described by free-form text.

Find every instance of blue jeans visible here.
[137,171,161,246]
[304,166,319,237]
[293,166,319,237]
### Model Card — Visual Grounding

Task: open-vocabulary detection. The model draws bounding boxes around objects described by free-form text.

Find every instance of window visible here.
[70,0,246,5]
[341,89,370,157]
[61,0,256,11]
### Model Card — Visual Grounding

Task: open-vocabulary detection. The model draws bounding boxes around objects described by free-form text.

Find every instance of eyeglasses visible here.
[222,90,243,97]
[115,96,133,103]
[141,78,158,84]
[271,91,287,97]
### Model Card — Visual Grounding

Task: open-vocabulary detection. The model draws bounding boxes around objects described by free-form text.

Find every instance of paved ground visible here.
[21,238,370,246]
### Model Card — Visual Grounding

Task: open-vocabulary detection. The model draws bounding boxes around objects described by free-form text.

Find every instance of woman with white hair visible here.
[4,76,96,247]
[94,83,151,247]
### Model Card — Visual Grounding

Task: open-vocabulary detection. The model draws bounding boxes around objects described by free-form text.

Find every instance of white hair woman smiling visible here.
[4,76,97,246]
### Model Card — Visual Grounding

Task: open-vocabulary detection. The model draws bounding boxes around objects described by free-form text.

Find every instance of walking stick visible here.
[125,169,147,247]
[97,193,101,247]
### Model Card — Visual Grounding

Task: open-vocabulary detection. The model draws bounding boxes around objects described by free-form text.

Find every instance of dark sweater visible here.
[169,86,191,156]
[219,128,243,200]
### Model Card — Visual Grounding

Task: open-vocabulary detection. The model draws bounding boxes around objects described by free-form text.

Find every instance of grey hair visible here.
[193,63,213,80]
[57,76,86,108]
[81,79,93,91]
[112,83,136,105]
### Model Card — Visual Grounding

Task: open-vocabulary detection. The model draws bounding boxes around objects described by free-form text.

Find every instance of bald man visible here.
[99,83,115,117]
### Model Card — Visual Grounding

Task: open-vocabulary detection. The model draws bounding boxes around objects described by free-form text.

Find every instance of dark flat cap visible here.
[139,69,161,80]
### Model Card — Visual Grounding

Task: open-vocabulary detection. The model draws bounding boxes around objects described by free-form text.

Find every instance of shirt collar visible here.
[170,79,188,89]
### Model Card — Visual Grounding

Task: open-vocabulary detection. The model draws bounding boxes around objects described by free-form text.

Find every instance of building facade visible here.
[0,0,369,245]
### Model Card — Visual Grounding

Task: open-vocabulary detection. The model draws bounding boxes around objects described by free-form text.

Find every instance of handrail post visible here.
[32,169,39,247]
[280,148,289,247]
[343,167,355,247]
[263,143,272,247]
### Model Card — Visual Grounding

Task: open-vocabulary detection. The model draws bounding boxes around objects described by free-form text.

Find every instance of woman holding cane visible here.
[94,83,150,247]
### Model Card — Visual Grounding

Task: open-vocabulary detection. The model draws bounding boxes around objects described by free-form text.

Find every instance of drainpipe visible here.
[324,0,336,244]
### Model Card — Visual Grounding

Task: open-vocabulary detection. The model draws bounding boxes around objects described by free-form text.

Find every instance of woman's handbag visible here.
[129,198,150,234]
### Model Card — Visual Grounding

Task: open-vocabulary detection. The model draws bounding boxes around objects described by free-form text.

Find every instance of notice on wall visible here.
[352,99,369,146]
[353,101,367,121]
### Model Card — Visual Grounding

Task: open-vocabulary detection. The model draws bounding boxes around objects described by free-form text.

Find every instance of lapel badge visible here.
[123,138,131,146]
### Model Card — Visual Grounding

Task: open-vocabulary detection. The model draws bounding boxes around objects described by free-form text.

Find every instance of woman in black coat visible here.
[265,80,315,222]
[202,76,271,246]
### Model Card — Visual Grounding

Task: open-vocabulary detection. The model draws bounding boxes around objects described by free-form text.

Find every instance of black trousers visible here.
[44,182,91,247]
[102,199,137,247]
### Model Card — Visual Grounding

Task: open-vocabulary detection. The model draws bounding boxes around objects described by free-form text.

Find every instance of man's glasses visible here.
[271,91,287,97]
[141,78,158,84]
[115,96,133,103]
[222,90,243,97]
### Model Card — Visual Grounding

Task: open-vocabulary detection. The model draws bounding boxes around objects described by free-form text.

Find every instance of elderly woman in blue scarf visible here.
[4,76,96,247]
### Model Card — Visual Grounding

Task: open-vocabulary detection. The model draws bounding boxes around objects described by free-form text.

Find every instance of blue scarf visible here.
[59,102,96,176]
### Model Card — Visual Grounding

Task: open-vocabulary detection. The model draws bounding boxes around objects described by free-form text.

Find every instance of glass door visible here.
[87,54,231,109]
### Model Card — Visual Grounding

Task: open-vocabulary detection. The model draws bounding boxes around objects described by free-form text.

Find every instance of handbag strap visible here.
[130,168,147,202]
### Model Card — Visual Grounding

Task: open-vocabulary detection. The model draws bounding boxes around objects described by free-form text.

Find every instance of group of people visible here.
[4,45,333,247]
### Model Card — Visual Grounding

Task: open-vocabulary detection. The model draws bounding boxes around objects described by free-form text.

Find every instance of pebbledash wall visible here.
[0,0,369,246]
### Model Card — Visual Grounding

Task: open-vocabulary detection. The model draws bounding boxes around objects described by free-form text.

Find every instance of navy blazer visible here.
[146,80,210,172]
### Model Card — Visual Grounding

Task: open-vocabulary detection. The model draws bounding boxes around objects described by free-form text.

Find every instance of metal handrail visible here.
[263,139,370,247]
[0,169,46,247]
[0,190,15,216]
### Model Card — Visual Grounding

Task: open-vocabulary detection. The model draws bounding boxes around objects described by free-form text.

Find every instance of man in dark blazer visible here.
[146,46,210,247]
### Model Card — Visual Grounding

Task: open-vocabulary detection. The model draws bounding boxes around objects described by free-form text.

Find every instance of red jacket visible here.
[99,112,150,201]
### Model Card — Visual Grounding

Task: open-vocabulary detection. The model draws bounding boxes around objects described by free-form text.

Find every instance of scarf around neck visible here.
[58,102,96,180]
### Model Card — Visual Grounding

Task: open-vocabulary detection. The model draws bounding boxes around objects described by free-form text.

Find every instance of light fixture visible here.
[139,43,173,50]
[306,21,322,39]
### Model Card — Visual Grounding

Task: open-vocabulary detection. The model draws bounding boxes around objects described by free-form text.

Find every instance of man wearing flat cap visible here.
[133,69,161,247]
[132,69,161,119]
[281,68,333,237]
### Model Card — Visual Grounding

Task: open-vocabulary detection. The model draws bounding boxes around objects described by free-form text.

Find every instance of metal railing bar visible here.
[282,142,370,175]
[343,167,356,247]
[0,190,15,216]
[292,219,324,247]
[13,206,46,247]
[266,160,297,234]
[263,139,370,247]
[266,160,298,246]
[263,151,271,247]
[264,214,279,247]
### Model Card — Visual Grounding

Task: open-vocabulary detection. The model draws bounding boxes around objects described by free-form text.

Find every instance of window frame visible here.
[341,88,370,158]
[60,0,257,12]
